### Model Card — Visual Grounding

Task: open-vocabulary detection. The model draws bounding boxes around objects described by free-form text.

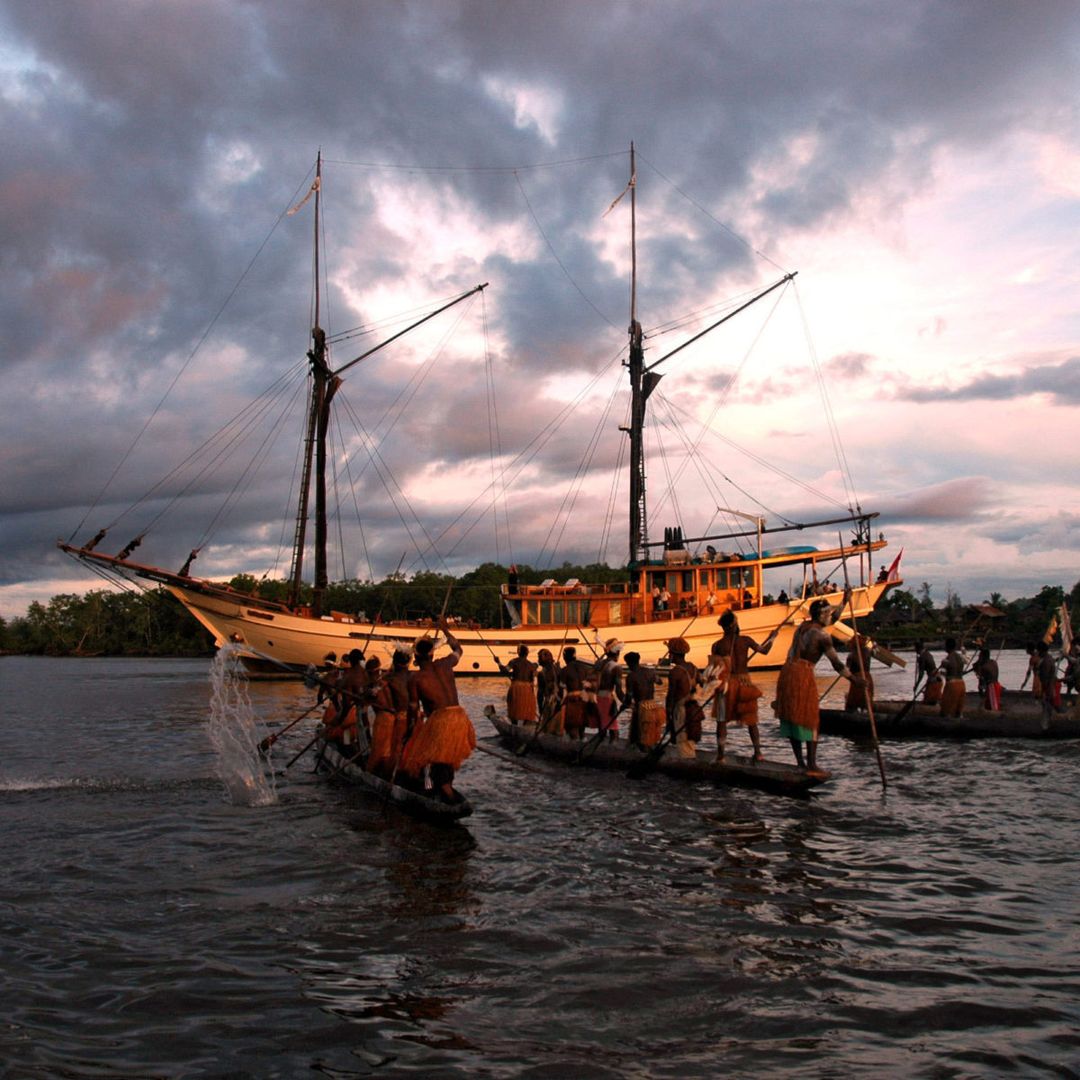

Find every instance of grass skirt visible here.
[774,658,819,740]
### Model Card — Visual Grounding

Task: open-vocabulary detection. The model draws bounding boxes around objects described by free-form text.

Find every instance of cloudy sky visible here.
[3,0,1080,619]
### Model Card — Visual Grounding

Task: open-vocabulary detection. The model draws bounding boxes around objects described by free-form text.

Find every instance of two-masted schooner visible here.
[60,147,901,675]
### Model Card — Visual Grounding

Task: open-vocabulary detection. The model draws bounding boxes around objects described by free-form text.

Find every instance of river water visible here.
[1,651,1077,1078]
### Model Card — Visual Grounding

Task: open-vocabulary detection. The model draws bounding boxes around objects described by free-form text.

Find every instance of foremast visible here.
[286,153,487,616]
[288,153,340,617]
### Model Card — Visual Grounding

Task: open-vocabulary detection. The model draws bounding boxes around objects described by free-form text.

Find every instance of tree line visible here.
[1,564,1076,657]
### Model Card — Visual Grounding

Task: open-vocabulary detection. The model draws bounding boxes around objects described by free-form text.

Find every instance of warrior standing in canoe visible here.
[974,647,1003,711]
[773,598,859,771]
[400,619,477,802]
[665,637,701,757]
[711,610,776,761]
[914,639,943,704]
[594,639,625,742]
[939,638,968,719]
[369,648,411,778]
[557,646,592,741]
[623,651,663,749]
[506,644,538,725]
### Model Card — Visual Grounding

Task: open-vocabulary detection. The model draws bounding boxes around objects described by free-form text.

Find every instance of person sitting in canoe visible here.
[506,644,538,725]
[939,639,968,718]
[711,610,775,761]
[773,598,859,771]
[400,619,476,802]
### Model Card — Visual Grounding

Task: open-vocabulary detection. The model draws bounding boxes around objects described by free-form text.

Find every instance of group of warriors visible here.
[501,591,866,773]
[913,636,1077,726]
[312,617,476,803]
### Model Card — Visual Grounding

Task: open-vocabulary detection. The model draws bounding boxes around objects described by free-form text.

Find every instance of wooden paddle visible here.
[887,672,926,728]
[285,728,326,769]
[839,534,887,790]
[474,741,549,775]
[258,700,323,753]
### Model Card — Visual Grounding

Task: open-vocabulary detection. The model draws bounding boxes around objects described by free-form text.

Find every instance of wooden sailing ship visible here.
[59,148,900,675]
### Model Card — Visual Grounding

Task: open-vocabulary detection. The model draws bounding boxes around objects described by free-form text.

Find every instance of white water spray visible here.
[207,645,278,806]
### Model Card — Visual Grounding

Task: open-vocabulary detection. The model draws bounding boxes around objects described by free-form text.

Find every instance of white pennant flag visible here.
[287,176,321,216]
[602,169,636,217]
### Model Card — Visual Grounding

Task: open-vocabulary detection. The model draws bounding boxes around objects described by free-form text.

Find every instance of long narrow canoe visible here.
[820,693,1080,740]
[318,739,474,823]
[488,713,829,797]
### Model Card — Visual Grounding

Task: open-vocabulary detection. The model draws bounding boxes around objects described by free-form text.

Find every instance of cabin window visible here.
[667,572,680,593]
[608,601,622,625]
[715,568,729,589]
[533,599,588,625]
[681,571,693,592]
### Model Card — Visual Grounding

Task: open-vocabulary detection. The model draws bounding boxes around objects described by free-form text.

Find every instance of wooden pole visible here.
[839,533,887,790]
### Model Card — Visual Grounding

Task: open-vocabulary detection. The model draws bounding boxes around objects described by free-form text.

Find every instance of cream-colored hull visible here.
[169,582,892,676]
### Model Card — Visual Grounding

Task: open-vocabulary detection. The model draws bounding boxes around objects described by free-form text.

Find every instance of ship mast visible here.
[621,142,798,567]
[287,152,487,615]
[288,152,339,616]
[625,142,657,566]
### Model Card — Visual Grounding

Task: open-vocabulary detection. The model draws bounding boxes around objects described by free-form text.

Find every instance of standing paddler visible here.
[773,597,860,771]
[400,618,476,802]
[711,610,776,761]
[506,644,538,725]
[593,638,625,742]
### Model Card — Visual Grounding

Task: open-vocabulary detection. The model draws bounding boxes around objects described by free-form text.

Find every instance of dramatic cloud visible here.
[3,0,1080,615]
[898,356,1080,405]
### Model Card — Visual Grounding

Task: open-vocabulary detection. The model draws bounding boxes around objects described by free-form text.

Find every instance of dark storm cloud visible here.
[3,0,1079,605]
[873,477,998,524]
[898,356,1080,405]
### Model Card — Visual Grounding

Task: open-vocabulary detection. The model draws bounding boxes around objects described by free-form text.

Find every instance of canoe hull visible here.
[318,740,473,822]
[489,715,828,797]
[820,693,1080,740]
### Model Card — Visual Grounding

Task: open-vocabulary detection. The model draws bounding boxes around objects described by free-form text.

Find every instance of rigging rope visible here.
[70,166,318,542]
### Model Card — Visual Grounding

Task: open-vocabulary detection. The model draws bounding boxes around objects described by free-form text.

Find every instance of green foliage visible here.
[2,588,213,657]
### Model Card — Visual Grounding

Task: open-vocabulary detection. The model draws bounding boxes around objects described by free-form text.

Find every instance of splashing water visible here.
[207,646,277,806]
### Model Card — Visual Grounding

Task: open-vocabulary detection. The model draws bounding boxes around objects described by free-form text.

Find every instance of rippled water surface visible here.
[1,653,1078,1078]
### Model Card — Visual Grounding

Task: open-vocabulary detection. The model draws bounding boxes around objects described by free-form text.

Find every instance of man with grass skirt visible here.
[400,619,476,802]
[773,599,858,771]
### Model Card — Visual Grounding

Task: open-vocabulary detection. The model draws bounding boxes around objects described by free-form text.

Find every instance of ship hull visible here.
[168,581,892,676]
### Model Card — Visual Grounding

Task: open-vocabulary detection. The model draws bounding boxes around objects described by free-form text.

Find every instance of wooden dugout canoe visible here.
[317,739,474,823]
[819,691,1080,740]
[488,713,829,798]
